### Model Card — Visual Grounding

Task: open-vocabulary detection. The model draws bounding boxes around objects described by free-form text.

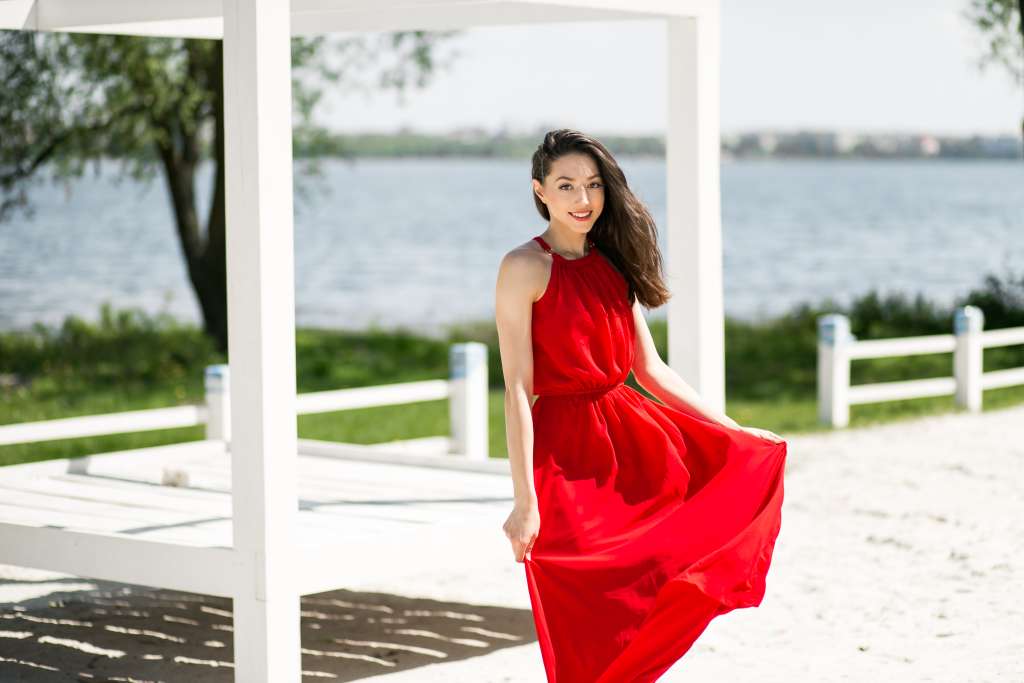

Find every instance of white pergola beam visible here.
[665,9,725,412]
[40,19,224,39]
[222,0,302,680]
[0,0,35,28]
[34,0,219,28]
[3,0,713,37]
[291,4,644,34]
[0,523,241,596]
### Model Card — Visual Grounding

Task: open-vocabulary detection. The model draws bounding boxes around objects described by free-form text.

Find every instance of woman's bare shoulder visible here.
[496,238,550,300]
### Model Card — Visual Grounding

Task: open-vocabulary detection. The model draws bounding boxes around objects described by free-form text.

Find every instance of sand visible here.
[1,404,1022,681]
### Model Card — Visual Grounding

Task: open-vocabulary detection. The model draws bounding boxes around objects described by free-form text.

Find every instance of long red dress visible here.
[523,234,787,682]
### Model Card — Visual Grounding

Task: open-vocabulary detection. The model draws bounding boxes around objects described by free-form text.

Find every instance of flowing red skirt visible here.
[524,384,787,682]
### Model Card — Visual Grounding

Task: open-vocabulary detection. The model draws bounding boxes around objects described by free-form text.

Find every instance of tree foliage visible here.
[0,29,458,349]
[963,1,1023,90]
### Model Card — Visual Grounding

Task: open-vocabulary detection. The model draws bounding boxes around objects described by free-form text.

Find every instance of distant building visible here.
[835,131,861,155]
[917,135,941,157]
[757,133,778,154]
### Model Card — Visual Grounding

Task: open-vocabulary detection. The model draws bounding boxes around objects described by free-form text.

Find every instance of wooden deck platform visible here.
[0,440,514,598]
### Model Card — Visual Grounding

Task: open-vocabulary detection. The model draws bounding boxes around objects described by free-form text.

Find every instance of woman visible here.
[493,129,788,682]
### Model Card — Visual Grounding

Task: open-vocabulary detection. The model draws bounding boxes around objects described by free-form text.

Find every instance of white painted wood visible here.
[847,377,958,405]
[222,0,301,679]
[293,3,618,34]
[0,504,231,550]
[0,366,471,450]
[817,314,852,428]
[3,440,222,482]
[665,8,725,414]
[34,0,219,28]
[19,436,501,507]
[0,479,228,528]
[981,326,1024,348]
[290,3,644,34]
[204,364,231,441]
[0,1,213,38]
[297,503,510,596]
[449,342,488,459]
[0,446,513,597]
[60,439,227,477]
[0,523,240,596]
[516,0,712,13]
[954,305,984,412]
[817,306,1024,424]
[61,18,223,38]
[7,0,713,37]
[299,438,508,474]
[3,444,506,515]
[0,0,36,28]
[20,9,645,39]
[34,0,221,38]
[362,434,453,454]
[0,405,204,446]
[847,334,956,360]
[981,366,1024,390]
[295,379,449,414]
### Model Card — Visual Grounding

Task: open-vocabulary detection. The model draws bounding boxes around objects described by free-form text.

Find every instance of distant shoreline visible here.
[73,130,1024,164]
[294,129,1023,160]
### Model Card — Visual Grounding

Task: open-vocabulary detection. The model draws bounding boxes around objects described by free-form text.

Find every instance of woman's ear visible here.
[532,180,545,204]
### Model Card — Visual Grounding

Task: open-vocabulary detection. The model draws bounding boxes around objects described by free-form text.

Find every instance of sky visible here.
[311,0,1022,137]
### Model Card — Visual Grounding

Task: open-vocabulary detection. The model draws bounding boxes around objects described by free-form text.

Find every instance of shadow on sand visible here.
[0,577,536,681]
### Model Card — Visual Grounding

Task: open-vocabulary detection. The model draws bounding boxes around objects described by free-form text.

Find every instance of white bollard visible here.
[953,305,984,412]
[818,314,853,428]
[449,342,488,460]
[204,364,231,441]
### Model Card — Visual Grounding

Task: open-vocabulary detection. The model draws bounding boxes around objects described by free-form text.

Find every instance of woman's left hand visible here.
[737,425,785,444]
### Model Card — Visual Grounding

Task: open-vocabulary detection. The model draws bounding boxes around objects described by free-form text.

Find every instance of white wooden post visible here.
[449,342,488,460]
[954,305,984,412]
[223,0,301,680]
[818,314,852,428]
[665,8,726,414]
[204,364,231,441]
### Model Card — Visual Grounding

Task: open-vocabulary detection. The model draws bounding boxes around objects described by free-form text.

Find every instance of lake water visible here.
[1,157,1021,336]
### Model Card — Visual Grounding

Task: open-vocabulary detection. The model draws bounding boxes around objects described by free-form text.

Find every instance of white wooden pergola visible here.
[0,1,724,680]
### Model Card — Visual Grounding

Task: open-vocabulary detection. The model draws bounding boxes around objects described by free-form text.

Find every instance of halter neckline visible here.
[533,235,597,263]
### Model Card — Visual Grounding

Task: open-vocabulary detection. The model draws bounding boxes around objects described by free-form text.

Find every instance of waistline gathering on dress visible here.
[534,379,629,400]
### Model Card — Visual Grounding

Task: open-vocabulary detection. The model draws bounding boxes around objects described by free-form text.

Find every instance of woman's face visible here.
[532,152,605,235]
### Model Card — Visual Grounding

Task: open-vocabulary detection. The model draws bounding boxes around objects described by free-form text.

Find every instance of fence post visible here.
[954,305,984,412]
[818,314,852,428]
[204,364,231,441]
[449,342,488,460]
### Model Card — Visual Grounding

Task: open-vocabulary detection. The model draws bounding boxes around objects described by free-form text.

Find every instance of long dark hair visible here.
[531,128,671,309]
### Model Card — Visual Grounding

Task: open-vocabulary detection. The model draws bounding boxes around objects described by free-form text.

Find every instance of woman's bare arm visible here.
[494,243,549,561]
[628,298,741,429]
[494,245,547,505]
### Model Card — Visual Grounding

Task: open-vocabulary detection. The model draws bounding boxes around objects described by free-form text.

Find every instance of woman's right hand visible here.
[502,501,541,563]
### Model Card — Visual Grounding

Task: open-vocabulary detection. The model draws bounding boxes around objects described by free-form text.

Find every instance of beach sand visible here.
[1,404,1022,681]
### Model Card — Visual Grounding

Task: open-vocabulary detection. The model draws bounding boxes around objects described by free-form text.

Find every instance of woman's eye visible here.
[559,184,571,190]
[590,182,603,188]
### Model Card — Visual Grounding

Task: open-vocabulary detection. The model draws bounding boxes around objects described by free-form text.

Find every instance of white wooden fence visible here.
[0,341,489,459]
[818,305,1024,427]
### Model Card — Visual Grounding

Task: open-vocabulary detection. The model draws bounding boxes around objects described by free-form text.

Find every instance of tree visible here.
[964,0,1024,143]
[0,30,458,351]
